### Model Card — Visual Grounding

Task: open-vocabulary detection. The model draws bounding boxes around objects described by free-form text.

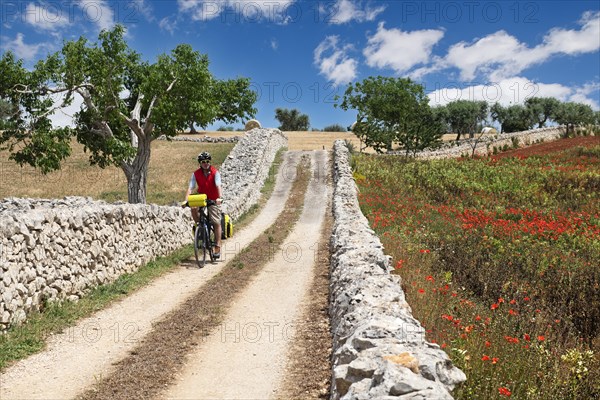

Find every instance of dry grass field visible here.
[0,139,234,205]
[181,130,366,151]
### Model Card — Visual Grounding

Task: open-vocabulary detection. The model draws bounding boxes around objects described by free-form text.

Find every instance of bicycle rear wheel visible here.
[193,224,207,268]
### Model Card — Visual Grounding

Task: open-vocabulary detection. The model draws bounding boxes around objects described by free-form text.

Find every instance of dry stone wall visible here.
[0,128,287,331]
[413,126,566,159]
[329,140,466,399]
[157,134,240,143]
[220,128,288,220]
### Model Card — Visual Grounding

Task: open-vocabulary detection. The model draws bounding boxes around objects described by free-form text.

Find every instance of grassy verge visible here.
[353,143,600,399]
[230,147,287,231]
[78,154,312,400]
[0,245,194,370]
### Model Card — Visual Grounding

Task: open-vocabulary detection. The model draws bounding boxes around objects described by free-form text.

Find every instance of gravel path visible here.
[162,150,329,399]
[0,151,309,400]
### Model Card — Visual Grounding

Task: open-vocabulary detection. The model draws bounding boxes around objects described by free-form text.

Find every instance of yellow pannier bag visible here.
[188,194,207,207]
[221,213,234,239]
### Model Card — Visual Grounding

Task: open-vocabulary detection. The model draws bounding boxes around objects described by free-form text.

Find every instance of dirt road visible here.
[163,150,329,399]
[0,150,330,400]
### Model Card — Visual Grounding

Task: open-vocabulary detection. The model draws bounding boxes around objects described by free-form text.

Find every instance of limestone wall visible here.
[329,140,466,399]
[415,126,566,159]
[0,128,287,331]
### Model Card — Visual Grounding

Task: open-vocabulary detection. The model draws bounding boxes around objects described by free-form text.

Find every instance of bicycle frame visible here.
[194,205,215,268]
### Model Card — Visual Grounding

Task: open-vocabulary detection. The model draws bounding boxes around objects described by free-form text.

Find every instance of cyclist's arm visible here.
[186,173,197,199]
[214,171,222,204]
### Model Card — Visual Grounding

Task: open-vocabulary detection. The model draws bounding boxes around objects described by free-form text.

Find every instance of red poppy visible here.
[498,387,511,396]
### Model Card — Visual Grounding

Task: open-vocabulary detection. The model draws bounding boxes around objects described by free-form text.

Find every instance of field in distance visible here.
[181,130,367,152]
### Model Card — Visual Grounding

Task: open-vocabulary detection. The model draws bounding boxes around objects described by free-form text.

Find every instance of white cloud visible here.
[441,11,600,82]
[314,36,358,85]
[130,0,155,22]
[0,33,49,61]
[328,0,386,24]
[543,11,600,55]
[78,0,115,31]
[428,76,599,110]
[24,3,71,32]
[270,38,278,50]
[159,16,178,34]
[177,0,296,23]
[363,23,444,74]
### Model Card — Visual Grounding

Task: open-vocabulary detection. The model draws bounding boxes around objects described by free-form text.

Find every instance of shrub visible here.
[323,124,347,132]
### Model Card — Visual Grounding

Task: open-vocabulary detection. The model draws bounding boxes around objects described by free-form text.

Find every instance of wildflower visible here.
[426,275,434,282]
[498,386,511,396]
[395,260,404,269]
[418,288,425,294]
[482,355,490,361]
[492,357,499,364]
[509,299,517,305]
[491,303,499,310]
[524,297,530,301]
[419,249,431,253]
[485,341,491,347]
[509,309,518,316]
[537,335,546,341]
[523,334,531,341]
[475,315,482,321]
[498,297,505,303]
[442,314,454,321]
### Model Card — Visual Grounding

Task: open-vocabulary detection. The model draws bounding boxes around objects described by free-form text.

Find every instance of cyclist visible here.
[186,151,223,258]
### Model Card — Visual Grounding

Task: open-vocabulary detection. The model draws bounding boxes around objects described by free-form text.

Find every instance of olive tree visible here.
[0,25,257,203]
[490,103,536,133]
[552,102,595,137]
[525,97,560,128]
[444,100,488,140]
[336,76,444,154]
[274,108,310,131]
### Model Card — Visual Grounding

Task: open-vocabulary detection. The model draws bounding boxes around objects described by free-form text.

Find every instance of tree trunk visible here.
[122,136,151,204]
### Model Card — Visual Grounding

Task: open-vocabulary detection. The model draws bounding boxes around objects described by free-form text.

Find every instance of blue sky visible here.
[1,0,599,130]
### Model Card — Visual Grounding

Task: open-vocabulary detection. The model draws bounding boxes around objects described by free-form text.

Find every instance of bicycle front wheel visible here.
[193,224,207,268]
[203,224,215,263]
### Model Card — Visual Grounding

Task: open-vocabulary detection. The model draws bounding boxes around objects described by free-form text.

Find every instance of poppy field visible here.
[353,137,600,399]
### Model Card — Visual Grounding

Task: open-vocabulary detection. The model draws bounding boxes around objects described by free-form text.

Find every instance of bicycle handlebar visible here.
[181,198,217,208]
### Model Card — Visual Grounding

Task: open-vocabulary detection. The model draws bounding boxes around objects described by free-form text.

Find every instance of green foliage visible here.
[490,103,536,133]
[323,123,346,132]
[525,97,561,128]
[552,102,595,137]
[274,108,310,131]
[0,25,256,203]
[336,76,444,154]
[444,100,488,140]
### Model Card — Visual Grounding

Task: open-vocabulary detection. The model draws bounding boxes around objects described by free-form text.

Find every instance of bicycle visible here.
[182,194,217,268]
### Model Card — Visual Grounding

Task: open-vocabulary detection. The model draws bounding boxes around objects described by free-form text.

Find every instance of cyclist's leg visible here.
[191,207,200,224]
[208,205,222,254]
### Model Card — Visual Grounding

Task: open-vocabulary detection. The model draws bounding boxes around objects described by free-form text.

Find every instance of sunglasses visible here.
[201,160,210,164]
